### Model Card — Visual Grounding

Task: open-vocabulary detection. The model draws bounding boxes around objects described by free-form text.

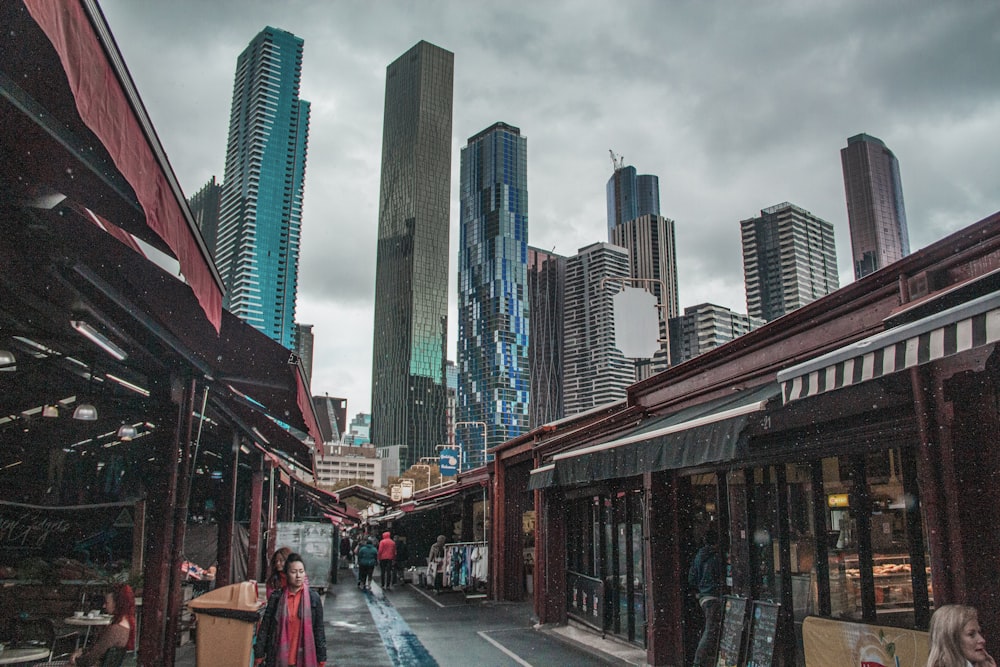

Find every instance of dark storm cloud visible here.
[98,0,1000,411]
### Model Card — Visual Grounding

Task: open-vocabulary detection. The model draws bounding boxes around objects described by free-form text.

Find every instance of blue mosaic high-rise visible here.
[217,27,310,349]
[458,122,529,467]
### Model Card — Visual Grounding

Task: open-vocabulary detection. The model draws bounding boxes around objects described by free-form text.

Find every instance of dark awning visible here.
[549,384,780,487]
[527,463,556,490]
[778,289,1000,404]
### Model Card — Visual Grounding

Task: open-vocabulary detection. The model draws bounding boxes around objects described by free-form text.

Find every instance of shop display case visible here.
[831,554,932,619]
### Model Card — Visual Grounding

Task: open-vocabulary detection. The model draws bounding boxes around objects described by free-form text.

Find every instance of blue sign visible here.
[439,448,459,476]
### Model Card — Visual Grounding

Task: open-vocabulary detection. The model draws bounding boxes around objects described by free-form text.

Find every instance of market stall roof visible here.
[778,289,1000,404]
[336,485,393,507]
[534,384,780,489]
[3,0,223,328]
[413,467,489,503]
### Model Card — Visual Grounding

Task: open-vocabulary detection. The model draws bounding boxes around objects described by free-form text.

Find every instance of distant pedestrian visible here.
[427,535,447,592]
[265,546,292,598]
[378,531,397,590]
[356,537,378,591]
[928,604,997,667]
[339,534,352,568]
[394,535,409,583]
[255,553,326,667]
[688,530,721,667]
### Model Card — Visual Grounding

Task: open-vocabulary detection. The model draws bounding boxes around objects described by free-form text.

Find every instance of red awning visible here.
[24,0,223,330]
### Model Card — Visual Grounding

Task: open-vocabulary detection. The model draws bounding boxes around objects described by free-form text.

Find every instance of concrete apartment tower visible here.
[841,133,910,279]
[370,41,454,471]
[562,242,633,415]
[741,202,839,322]
[457,122,529,468]
[216,27,310,349]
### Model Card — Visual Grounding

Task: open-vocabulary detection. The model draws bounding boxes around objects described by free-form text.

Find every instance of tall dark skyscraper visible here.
[527,247,565,428]
[741,202,839,322]
[188,176,222,260]
[370,41,454,470]
[841,133,910,279]
[606,164,660,239]
[457,122,529,468]
[217,27,310,349]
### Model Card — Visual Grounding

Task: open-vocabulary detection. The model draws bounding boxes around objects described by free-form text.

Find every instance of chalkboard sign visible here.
[715,595,749,667]
[747,600,781,667]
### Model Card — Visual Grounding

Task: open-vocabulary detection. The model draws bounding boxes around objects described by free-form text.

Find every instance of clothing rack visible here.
[442,541,488,594]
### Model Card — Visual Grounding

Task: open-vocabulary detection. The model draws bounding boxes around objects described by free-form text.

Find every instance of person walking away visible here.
[255,553,326,667]
[394,535,409,584]
[928,604,997,667]
[378,531,397,590]
[427,535,447,593]
[688,531,722,667]
[339,534,352,569]
[356,538,378,591]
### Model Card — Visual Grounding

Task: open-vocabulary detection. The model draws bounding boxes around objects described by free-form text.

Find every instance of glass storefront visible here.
[566,488,646,647]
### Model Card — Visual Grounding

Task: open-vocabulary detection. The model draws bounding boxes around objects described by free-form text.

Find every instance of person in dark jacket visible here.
[356,537,378,591]
[688,530,721,667]
[255,553,326,667]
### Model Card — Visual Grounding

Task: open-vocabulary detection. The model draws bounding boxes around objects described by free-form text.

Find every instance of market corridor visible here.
[173,568,635,667]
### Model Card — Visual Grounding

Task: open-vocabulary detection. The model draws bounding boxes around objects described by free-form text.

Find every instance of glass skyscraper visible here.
[216,27,310,349]
[458,122,529,467]
[606,165,660,239]
[841,133,910,279]
[527,247,565,428]
[370,41,454,470]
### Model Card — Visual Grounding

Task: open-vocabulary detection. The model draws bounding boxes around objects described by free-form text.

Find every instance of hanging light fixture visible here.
[116,423,138,441]
[0,349,15,371]
[42,405,60,418]
[73,402,98,421]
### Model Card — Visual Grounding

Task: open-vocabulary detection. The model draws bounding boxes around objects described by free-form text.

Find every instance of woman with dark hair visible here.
[255,553,326,667]
[62,583,135,666]
[928,604,996,667]
[265,546,292,598]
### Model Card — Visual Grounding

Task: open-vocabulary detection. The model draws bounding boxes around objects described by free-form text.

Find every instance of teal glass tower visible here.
[370,41,454,470]
[217,27,310,349]
[458,122,529,468]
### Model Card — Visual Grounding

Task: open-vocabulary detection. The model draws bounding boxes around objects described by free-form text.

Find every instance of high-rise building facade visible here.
[189,176,222,259]
[841,133,910,279]
[741,202,839,323]
[216,27,310,349]
[370,41,454,470]
[527,247,566,428]
[457,122,529,467]
[668,303,765,365]
[563,242,633,415]
[312,395,347,444]
[295,323,314,383]
[606,165,660,239]
[610,212,679,375]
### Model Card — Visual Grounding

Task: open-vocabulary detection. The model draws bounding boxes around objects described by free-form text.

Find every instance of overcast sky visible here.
[99,0,1000,417]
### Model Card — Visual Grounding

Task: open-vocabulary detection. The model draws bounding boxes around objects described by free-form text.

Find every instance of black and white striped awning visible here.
[778,290,1000,404]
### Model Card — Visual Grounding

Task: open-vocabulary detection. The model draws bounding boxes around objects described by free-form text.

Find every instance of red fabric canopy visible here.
[25,0,223,331]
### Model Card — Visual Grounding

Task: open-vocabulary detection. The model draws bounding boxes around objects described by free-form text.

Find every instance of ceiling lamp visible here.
[70,320,127,361]
[0,349,15,371]
[116,423,138,441]
[73,402,98,421]
[42,405,60,418]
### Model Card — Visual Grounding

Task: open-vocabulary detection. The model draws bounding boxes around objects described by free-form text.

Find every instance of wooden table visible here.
[64,614,112,647]
[0,646,51,664]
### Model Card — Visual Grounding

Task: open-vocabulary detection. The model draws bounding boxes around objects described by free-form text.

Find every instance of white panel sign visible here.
[612,286,661,358]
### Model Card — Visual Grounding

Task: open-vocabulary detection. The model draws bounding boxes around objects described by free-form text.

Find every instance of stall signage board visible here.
[747,600,781,667]
[715,595,749,667]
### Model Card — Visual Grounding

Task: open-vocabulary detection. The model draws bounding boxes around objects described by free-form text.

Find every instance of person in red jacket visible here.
[377,531,397,591]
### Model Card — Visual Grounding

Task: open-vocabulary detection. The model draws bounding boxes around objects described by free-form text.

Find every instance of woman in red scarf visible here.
[256,553,326,667]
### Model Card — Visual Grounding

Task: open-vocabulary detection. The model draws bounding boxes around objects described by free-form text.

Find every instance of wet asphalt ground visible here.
[174,565,630,666]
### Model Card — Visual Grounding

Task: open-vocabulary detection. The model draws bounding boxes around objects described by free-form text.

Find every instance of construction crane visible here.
[609,149,624,171]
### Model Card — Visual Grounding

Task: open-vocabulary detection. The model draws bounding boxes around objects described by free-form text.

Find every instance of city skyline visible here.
[98,1,1000,416]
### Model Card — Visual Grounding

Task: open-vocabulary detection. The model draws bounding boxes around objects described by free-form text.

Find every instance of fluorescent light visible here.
[71,320,127,361]
[105,373,150,397]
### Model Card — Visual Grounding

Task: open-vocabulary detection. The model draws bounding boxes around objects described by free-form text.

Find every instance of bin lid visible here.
[188,581,261,612]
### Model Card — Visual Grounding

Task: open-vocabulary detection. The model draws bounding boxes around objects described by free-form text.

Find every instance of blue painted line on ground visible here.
[363,588,438,667]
